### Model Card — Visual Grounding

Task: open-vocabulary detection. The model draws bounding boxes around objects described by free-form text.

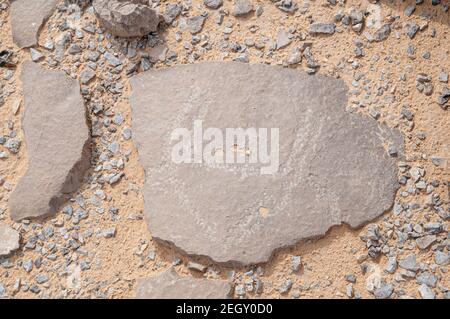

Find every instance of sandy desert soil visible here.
[0,0,449,299]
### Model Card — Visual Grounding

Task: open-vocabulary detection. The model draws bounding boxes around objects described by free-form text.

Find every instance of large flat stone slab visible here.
[136,269,231,299]
[130,62,402,265]
[10,0,59,48]
[9,62,89,221]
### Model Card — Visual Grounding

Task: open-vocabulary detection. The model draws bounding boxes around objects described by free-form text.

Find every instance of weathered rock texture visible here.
[9,62,89,221]
[130,62,402,265]
[93,0,160,37]
[10,0,59,48]
[136,269,231,299]
[0,224,20,256]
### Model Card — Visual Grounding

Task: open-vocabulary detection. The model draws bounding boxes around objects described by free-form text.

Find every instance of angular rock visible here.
[10,0,59,48]
[93,0,160,37]
[373,283,393,299]
[204,0,223,9]
[232,0,254,16]
[136,269,231,299]
[434,251,450,266]
[130,62,402,264]
[399,254,419,271]
[416,235,436,250]
[9,62,89,221]
[0,224,20,256]
[164,4,181,24]
[309,23,336,35]
[365,24,391,42]
[186,16,206,34]
[418,284,435,299]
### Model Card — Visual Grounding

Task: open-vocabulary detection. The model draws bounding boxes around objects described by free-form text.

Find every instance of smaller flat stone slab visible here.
[9,62,89,221]
[10,0,59,48]
[0,224,20,256]
[130,62,403,265]
[136,269,232,299]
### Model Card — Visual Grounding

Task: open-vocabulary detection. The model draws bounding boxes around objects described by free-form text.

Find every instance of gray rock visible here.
[35,274,49,284]
[9,62,90,221]
[0,224,20,256]
[30,48,44,62]
[0,283,6,298]
[130,62,402,264]
[309,23,336,35]
[279,279,293,294]
[416,272,437,288]
[136,268,231,298]
[276,29,292,49]
[345,274,357,283]
[10,0,59,48]
[384,257,397,274]
[186,16,206,34]
[80,69,96,84]
[291,256,301,272]
[164,4,181,24]
[204,0,223,9]
[373,283,393,299]
[404,5,416,17]
[104,52,122,67]
[275,0,298,13]
[366,24,391,42]
[416,235,436,250]
[434,251,450,266]
[399,254,419,271]
[418,284,435,299]
[232,0,254,16]
[406,22,420,39]
[93,0,159,37]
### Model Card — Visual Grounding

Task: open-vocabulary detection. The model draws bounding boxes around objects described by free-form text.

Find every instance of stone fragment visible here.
[164,4,181,24]
[80,69,96,84]
[9,62,89,221]
[130,62,402,265]
[30,49,44,62]
[416,272,437,288]
[309,23,336,35]
[406,22,420,39]
[434,251,450,266]
[384,257,397,274]
[232,0,254,16]
[10,0,59,48]
[186,16,206,34]
[93,0,160,37]
[0,224,20,256]
[365,24,391,42]
[204,0,223,9]
[136,269,231,299]
[373,283,393,299]
[275,0,298,13]
[418,284,435,299]
[276,29,292,49]
[399,254,419,271]
[416,235,436,250]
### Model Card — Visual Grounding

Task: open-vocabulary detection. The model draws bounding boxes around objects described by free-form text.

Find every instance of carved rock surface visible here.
[0,224,20,256]
[93,0,159,37]
[137,269,231,299]
[130,62,402,265]
[10,0,59,48]
[9,62,89,221]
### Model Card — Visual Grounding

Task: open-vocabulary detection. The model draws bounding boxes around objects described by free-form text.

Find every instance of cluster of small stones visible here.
[0,0,449,299]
